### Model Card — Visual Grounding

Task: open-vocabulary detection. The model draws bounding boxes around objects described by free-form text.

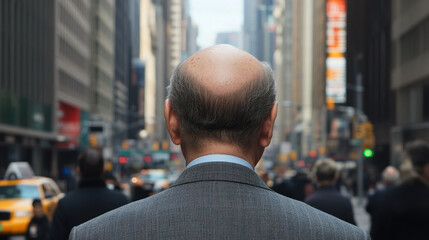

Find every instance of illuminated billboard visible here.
[326,0,346,103]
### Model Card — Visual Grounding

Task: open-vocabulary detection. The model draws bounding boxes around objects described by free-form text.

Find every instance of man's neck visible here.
[317,181,335,187]
[183,141,261,168]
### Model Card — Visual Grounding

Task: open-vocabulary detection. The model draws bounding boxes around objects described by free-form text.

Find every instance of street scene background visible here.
[1,0,428,238]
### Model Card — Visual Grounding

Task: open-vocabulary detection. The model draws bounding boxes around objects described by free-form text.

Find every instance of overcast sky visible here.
[189,0,243,49]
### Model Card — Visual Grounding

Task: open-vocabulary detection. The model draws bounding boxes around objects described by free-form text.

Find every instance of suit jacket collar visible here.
[170,162,271,191]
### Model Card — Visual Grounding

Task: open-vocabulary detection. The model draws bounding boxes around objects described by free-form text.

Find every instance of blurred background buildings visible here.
[1,0,429,182]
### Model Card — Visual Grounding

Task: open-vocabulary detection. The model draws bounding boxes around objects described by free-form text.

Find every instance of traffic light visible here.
[326,97,335,110]
[89,134,98,147]
[153,141,159,151]
[162,140,169,150]
[362,121,375,149]
[122,140,129,149]
[289,151,297,161]
[309,150,317,158]
[353,122,363,139]
[363,148,374,158]
[119,156,129,164]
[144,155,152,163]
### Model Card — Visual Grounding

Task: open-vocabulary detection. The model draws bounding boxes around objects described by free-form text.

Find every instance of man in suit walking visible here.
[366,166,399,237]
[305,158,356,225]
[69,44,369,239]
[371,140,429,240]
[51,149,128,240]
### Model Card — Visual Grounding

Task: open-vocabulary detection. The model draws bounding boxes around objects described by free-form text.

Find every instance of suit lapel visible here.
[170,162,271,191]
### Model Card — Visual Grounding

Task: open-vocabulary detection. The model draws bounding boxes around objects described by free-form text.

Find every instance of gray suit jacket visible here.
[69,162,370,239]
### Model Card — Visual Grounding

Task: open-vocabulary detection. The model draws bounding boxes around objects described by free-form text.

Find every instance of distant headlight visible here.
[15,210,32,218]
[131,177,138,184]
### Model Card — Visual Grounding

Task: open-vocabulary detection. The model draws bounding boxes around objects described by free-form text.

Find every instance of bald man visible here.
[69,45,369,240]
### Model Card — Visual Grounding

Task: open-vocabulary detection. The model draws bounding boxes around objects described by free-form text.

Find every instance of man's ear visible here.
[259,102,278,147]
[164,99,181,145]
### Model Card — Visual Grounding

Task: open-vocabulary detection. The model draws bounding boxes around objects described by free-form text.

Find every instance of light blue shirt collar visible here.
[187,154,254,170]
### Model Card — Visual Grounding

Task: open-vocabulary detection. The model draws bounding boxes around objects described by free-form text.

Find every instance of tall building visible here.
[89,0,115,123]
[154,0,167,142]
[273,0,293,151]
[127,0,142,140]
[165,0,182,78]
[215,32,240,47]
[311,0,328,158]
[140,0,158,140]
[55,0,92,171]
[139,0,169,145]
[243,0,275,66]
[347,0,392,171]
[0,0,56,175]
[129,0,140,59]
[181,0,198,59]
[243,0,259,57]
[114,0,131,146]
[390,0,429,165]
[273,0,326,161]
[88,0,116,159]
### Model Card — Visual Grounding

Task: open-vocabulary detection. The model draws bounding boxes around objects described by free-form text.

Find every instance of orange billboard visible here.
[326,0,347,103]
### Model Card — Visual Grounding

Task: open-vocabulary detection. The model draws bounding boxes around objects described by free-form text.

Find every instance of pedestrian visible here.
[372,140,429,240]
[26,199,50,240]
[305,158,356,225]
[290,169,315,201]
[69,44,369,239]
[366,165,399,237]
[51,149,129,240]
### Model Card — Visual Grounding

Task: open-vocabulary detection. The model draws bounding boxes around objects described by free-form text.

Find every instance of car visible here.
[4,162,35,180]
[130,169,170,201]
[0,177,64,236]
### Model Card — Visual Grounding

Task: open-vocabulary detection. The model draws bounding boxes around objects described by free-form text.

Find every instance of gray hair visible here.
[166,61,276,149]
[313,158,338,182]
[381,166,400,184]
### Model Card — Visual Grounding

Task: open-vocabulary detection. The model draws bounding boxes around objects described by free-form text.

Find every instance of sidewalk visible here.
[352,197,370,232]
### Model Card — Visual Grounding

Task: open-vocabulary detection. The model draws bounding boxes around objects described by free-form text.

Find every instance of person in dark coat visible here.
[372,140,429,240]
[51,149,129,240]
[366,165,399,237]
[305,158,356,225]
[26,199,50,240]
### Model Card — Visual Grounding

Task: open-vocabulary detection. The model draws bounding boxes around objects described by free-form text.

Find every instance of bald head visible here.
[183,44,264,94]
[382,166,399,185]
[167,44,276,150]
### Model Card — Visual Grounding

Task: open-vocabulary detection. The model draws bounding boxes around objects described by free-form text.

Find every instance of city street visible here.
[2,0,429,238]
[352,197,370,233]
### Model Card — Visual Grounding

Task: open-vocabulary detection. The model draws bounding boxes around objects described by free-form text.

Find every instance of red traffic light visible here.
[309,150,317,158]
[119,156,128,164]
[144,155,151,163]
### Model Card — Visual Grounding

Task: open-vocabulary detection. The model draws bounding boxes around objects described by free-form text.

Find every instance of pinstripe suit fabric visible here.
[69,162,370,240]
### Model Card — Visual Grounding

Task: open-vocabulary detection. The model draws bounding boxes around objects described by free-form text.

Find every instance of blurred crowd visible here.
[10,139,429,240]
[259,139,429,240]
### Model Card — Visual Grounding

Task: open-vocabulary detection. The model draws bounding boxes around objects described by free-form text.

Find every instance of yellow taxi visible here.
[0,177,64,235]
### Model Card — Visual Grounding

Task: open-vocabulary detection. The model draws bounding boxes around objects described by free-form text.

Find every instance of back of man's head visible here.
[405,140,429,175]
[314,158,338,184]
[78,149,104,178]
[382,166,399,185]
[167,45,276,150]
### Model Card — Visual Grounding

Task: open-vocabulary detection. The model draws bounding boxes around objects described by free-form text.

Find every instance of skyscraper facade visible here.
[390,0,429,165]
[114,0,131,145]
[0,0,56,174]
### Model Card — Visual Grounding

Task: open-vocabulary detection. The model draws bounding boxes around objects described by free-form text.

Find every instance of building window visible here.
[400,25,421,64]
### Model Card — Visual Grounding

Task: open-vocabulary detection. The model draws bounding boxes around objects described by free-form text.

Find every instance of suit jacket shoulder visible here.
[70,162,369,240]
